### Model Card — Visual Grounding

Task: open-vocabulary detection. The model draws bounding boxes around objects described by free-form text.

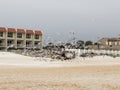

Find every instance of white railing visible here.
[66,49,120,56]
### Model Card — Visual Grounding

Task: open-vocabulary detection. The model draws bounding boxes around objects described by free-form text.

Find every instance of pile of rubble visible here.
[21,49,76,60]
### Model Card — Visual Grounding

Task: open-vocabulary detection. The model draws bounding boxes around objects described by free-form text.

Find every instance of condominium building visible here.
[0,27,42,50]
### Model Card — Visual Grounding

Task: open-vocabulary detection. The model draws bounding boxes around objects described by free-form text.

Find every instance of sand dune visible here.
[0,52,120,90]
[0,52,120,67]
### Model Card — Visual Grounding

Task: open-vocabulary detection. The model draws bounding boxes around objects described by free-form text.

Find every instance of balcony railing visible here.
[17,44,23,47]
[7,44,14,47]
[0,43,5,46]
[26,44,33,47]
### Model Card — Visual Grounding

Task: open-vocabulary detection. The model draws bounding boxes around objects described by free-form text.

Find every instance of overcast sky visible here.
[0,0,120,42]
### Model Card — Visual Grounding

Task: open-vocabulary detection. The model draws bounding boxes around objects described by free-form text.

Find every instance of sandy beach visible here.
[0,52,120,90]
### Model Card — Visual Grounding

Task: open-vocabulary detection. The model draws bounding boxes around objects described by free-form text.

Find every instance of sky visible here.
[0,0,120,43]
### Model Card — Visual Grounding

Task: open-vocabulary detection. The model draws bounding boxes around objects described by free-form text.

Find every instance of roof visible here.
[99,38,108,41]
[0,27,7,32]
[35,30,42,35]
[8,28,16,32]
[108,38,120,41]
[0,27,43,35]
[17,29,25,34]
[26,30,34,34]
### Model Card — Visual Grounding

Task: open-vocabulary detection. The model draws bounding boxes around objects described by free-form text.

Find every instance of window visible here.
[35,35,39,39]
[17,33,22,38]
[34,42,38,45]
[7,40,13,46]
[17,41,22,45]
[26,34,31,39]
[26,42,32,47]
[17,41,22,47]
[0,40,3,46]
[8,32,13,38]
[0,32,3,37]
[34,42,41,48]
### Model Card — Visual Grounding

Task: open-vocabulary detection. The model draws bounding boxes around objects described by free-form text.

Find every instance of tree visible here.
[65,42,73,49]
[76,40,84,49]
[59,45,65,49]
[85,41,93,46]
[48,42,54,46]
[44,42,54,49]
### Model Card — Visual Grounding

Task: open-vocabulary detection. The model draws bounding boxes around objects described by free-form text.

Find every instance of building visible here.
[0,27,42,50]
[98,38,120,50]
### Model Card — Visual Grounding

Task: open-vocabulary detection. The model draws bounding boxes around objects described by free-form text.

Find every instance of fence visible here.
[66,49,120,57]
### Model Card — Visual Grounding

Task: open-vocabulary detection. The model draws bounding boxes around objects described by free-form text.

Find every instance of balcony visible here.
[17,44,24,48]
[26,44,33,48]
[7,44,15,47]
[0,43,5,47]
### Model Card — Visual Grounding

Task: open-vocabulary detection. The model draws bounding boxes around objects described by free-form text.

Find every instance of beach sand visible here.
[0,52,120,90]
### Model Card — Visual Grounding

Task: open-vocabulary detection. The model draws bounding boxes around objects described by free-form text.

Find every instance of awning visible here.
[26,30,34,34]
[108,38,120,41]
[35,30,42,35]
[8,28,16,32]
[0,27,7,32]
[17,29,25,34]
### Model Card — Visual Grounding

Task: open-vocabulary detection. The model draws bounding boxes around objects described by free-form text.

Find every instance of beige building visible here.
[0,27,42,50]
[98,38,120,50]
[87,37,120,50]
